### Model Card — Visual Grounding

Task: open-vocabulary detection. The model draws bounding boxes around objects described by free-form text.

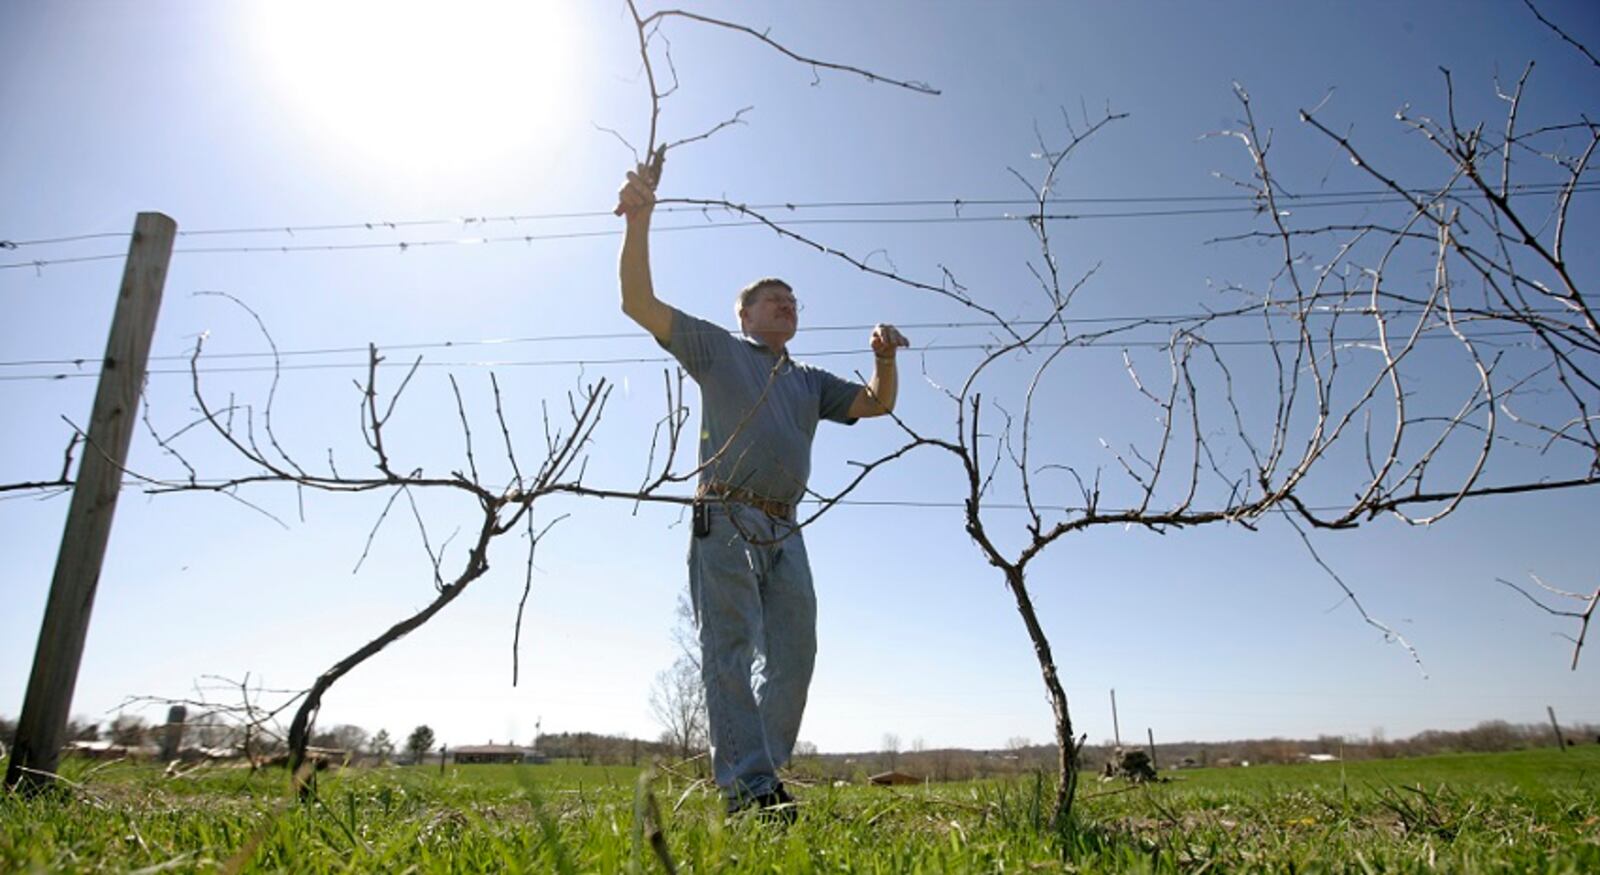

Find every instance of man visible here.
[616,161,908,817]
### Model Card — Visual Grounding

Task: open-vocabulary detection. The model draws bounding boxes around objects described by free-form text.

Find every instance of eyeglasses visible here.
[762,294,804,313]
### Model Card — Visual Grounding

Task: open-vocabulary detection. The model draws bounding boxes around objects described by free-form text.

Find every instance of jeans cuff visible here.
[726,774,778,807]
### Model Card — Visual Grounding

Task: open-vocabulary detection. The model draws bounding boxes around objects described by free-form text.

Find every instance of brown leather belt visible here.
[696,482,794,520]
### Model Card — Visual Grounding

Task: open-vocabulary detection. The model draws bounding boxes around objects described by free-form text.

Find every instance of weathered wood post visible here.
[5,213,176,793]
[160,705,187,762]
[1109,688,1121,749]
[1547,706,1567,752]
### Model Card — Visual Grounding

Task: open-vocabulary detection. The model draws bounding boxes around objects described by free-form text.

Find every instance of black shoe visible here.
[734,783,798,825]
[756,783,798,825]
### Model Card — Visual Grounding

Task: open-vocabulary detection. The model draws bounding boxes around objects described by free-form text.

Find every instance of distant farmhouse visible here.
[451,742,545,765]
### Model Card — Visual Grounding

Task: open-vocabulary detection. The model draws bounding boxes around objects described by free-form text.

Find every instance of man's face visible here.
[740,285,800,342]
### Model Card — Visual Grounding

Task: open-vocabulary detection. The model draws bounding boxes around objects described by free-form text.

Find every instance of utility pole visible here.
[5,213,176,793]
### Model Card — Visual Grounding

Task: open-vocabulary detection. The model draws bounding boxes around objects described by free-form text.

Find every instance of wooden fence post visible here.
[1548,706,1567,752]
[160,705,187,762]
[4,212,176,793]
[1110,688,1121,749]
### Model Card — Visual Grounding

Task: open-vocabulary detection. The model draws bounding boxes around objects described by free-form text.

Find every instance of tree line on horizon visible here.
[6,712,1593,780]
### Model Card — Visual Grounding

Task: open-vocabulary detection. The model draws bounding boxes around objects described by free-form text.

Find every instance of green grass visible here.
[4,747,1598,872]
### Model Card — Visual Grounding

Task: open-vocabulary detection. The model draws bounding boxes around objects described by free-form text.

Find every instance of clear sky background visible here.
[3,1,1596,754]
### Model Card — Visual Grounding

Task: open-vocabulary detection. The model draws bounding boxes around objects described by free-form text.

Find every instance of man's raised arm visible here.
[849,323,911,419]
[617,163,673,344]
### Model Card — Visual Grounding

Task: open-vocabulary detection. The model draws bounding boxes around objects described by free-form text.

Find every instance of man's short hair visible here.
[735,277,793,320]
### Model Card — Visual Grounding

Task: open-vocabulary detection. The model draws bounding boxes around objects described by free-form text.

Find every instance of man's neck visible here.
[744,330,789,355]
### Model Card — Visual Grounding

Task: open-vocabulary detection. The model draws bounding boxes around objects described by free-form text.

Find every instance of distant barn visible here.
[453,743,536,765]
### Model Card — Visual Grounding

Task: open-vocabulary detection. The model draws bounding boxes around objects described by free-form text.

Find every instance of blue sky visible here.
[3,0,1596,753]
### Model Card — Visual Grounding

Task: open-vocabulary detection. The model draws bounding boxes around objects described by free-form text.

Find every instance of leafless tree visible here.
[961,23,1594,830]
[1005,736,1033,772]
[881,732,901,771]
[60,273,618,791]
[649,593,708,762]
[650,656,707,761]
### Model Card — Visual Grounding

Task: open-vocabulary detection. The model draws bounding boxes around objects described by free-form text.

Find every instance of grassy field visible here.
[3,747,1598,872]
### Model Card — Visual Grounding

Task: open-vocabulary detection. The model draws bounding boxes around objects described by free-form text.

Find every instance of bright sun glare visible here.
[248,0,578,182]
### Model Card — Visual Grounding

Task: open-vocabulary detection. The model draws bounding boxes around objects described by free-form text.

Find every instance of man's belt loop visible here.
[696,482,795,520]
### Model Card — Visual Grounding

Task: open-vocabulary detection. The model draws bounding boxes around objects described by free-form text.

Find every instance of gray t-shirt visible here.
[663,307,863,504]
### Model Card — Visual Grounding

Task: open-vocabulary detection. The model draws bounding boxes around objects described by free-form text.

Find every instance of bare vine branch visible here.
[1521,0,1600,70]
[639,9,940,96]
[1496,573,1598,669]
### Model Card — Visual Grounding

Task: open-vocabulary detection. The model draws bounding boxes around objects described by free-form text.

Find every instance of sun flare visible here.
[247,0,579,182]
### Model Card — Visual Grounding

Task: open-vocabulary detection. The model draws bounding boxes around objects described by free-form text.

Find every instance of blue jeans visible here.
[688,503,816,804]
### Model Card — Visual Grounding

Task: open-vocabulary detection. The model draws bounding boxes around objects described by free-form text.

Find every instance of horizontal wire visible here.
[2,253,127,271]
[0,310,1337,367]
[0,211,1296,271]
[8,184,1596,271]
[0,480,1372,516]
[0,328,1541,383]
[0,231,133,247]
[4,180,1589,249]
[1,305,1568,370]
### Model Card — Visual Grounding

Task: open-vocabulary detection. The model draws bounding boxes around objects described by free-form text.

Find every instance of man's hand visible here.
[870,324,910,360]
[614,147,666,218]
[850,324,909,418]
